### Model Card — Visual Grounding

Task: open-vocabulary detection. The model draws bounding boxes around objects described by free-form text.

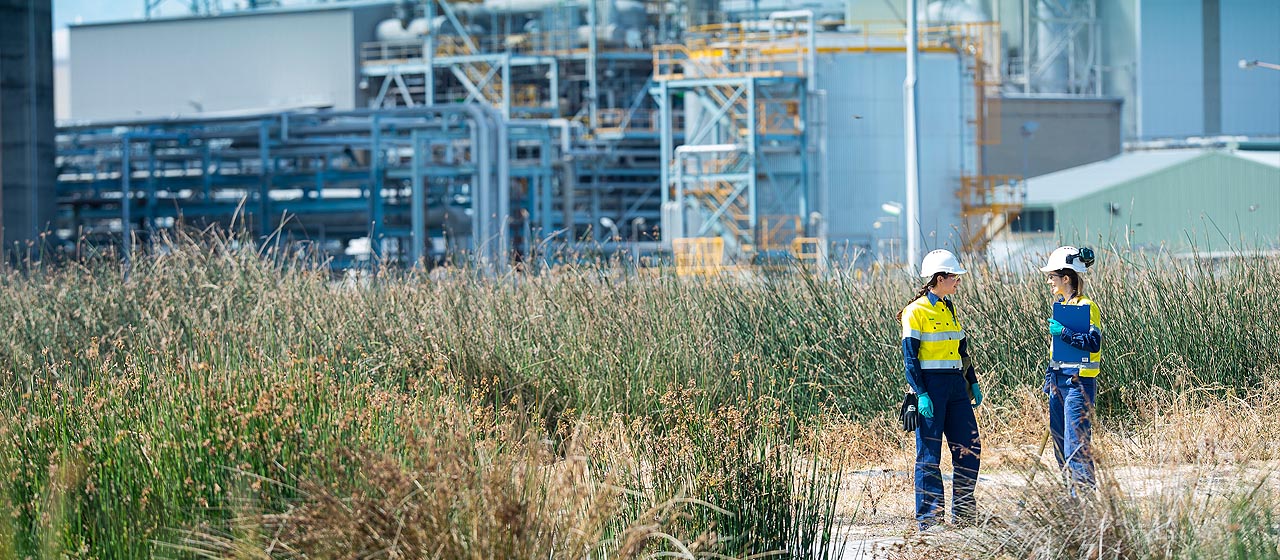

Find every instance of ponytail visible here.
[1059,246,1094,299]
[896,273,945,320]
[1060,269,1085,298]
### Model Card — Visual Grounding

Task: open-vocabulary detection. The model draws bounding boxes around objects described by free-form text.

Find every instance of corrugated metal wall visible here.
[816,51,969,257]
[1219,0,1280,137]
[1055,153,1280,251]
[1136,0,1280,140]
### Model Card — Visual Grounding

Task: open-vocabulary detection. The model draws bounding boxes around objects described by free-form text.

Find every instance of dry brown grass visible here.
[4,233,1279,558]
[815,370,1280,559]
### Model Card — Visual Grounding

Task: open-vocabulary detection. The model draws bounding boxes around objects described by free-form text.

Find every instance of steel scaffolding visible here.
[655,15,816,265]
[56,106,543,269]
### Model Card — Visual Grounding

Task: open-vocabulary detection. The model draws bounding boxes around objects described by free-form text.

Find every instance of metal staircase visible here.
[655,17,813,261]
[951,23,1026,253]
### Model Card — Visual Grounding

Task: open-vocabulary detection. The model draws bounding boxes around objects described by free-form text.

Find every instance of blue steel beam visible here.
[57,106,567,269]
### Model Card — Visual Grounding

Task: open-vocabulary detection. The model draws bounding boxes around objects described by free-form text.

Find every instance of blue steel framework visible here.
[359,0,670,246]
[60,0,676,269]
[62,3,1022,268]
[55,106,549,269]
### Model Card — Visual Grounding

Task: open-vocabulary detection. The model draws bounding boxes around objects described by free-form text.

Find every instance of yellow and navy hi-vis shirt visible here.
[1047,294,1103,377]
[900,293,975,395]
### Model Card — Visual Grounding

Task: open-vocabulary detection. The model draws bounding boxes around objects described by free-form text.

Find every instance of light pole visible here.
[879,202,903,264]
[904,0,921,274]
[1239,59,1280,71]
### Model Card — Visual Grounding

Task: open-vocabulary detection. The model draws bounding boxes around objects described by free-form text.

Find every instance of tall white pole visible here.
[904,0,921,274]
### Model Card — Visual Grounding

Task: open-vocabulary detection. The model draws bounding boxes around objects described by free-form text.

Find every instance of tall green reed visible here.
[0,231,1276,557]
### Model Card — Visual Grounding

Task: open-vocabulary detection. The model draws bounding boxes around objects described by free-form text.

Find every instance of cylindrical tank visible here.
[812,48,971,256]
[405,17,430,36]
[472,0,584,14]
[1035,0,1069,93]
[576,24,624,47]
[925,0,987,23]
[376,17,430,40]
[376,18,412,41]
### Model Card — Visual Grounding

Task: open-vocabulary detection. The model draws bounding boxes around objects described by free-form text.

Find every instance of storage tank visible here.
[814,39,974,257]
[376,17,412,40]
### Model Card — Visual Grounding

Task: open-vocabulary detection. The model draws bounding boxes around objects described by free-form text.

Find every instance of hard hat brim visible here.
[1040,264,1086,273]
[920,266,967,277]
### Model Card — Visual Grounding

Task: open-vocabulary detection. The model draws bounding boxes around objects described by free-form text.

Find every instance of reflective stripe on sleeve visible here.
[902,328,922,340]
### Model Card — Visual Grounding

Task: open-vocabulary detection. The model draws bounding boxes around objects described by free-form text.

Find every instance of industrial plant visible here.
[2,0,1277,270]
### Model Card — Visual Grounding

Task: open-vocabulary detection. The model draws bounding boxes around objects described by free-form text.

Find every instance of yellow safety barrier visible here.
[672,237,725,276]
[791,236,824,273]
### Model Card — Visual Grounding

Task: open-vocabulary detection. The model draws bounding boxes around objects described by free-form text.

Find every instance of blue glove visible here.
[917,393,934,419]
[1048,319,1065,336]
[970,383,983,407]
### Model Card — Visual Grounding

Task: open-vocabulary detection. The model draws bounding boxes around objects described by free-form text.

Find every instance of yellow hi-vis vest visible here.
[901,296,965,370]
[1048,295,1103,377]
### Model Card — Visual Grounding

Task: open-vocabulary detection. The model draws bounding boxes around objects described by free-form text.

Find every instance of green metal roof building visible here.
[1015,149,1280,254]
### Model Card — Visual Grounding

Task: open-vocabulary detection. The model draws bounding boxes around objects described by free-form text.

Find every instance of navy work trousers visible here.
[914,372,981,529]
[1046,371,1096,486]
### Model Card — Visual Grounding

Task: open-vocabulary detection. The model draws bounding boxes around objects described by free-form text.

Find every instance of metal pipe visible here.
[1134,0,1143,139]
[658,81,672,247]
[469,119,483,252]
[501,53,512,118]
[587,0,599,129]
[411,129,425,266]
[905,0,921,270]
[426,0,435,106]
[544,118,574,155]
[768,10,816,93]
[373,104,499,267]
[369,114,383,260]
[815,89,828,241]
[147,139,157,232]
[747,80,758,241]
[474,110,491,267]
[121,134,132,270]
[673,149,685,240]
[258,119,272,238]
[491,106,510,272]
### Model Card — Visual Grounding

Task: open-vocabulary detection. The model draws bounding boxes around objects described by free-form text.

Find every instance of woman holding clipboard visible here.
[1040,245,1101,487]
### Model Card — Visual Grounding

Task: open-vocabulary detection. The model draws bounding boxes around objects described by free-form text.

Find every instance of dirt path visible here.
[826,444,1280,558]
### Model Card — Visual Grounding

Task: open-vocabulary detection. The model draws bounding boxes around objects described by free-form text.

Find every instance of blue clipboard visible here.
[1052,302,1091,364]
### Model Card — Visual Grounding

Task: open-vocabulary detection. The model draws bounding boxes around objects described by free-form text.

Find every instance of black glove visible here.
[898,392,919,432]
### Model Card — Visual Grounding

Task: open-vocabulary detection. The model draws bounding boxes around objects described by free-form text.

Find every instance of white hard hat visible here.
[920,249,966,278]
[1040,245,1089,273]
